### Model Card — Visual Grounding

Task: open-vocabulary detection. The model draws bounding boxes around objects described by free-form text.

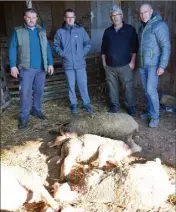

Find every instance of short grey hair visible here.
[110,4,123,17]
[140,3,153,10]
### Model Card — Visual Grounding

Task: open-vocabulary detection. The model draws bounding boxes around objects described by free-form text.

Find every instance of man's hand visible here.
[48,65,54,75]
[11,67,19,78]
[129,61,135,70]
[157,67,164,76]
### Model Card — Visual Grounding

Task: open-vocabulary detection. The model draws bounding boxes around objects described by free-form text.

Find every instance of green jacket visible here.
[14,24,48,71]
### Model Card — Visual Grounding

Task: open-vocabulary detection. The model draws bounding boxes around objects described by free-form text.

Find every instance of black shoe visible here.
[18,119,28,129]
[31,111,47,120]
[108,105,118,113]
[128,106,136,117]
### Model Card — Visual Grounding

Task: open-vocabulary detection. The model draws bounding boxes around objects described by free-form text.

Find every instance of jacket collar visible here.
[141,13,162,28]
[61,22,82,29]
[110,21,125,30]
[23,23,44,31]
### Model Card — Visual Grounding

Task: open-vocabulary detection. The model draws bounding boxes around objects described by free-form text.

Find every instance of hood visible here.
[149,13,162,23]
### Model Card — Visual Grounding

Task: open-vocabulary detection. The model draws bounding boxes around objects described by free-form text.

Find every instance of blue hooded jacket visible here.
[53,23,91,70]
[138,13,171,69]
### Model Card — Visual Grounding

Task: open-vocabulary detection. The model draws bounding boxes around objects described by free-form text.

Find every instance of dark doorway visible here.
[0,2,7,36]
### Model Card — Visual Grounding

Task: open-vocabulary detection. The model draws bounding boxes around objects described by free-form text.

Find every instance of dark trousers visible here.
[105,64,135,107]
[19,69,46,121]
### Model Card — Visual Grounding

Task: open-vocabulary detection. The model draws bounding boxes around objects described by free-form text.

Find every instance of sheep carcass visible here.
[59,134,142,179]
[1,165,59,211]
[51,113,139,148]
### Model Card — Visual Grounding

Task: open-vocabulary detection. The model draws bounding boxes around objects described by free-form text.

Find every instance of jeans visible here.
[139,67,159,119]
[105,64,135,107]
[65,68,90,106]
[19,69,46,121]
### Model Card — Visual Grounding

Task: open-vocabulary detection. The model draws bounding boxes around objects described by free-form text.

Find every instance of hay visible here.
[1,141,48,183]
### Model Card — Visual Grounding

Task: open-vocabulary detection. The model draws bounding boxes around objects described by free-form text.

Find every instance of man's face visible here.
[24,12,37,28]
[64,12,75,26]
[110,11,123,26]
[140,5,153,23]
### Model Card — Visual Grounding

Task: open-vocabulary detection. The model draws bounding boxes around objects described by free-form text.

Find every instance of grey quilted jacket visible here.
[138,13,171,69]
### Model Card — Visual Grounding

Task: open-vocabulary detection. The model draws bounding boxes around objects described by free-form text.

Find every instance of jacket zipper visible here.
[140,26,147,68]
[140,17,157,68]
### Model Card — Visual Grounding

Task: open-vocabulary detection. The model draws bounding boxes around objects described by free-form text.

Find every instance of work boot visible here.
[83,104,93,113]
[31,111,47,120]
[18,119,28,129]
[149,118,159,128]
[139,113,151,119]
[108,104,118,113]
[128,106,136,117]
[70,104,77,113]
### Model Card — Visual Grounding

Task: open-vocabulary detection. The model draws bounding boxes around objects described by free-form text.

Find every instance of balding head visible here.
[140,3,153,23]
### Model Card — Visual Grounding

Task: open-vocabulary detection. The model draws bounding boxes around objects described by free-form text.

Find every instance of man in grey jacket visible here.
[54,9,92,113]
[138,3,171,127]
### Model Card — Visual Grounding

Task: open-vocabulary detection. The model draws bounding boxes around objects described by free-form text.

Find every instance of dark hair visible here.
[24,8,37,16]
[64,9,75,17]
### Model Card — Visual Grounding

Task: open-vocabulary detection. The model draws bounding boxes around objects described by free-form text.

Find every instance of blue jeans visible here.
[139,67,159,119]
[19,69,46,121]
[65,68,90,106]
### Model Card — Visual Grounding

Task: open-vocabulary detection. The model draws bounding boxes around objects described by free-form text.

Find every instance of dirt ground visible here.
[1,96,176,211]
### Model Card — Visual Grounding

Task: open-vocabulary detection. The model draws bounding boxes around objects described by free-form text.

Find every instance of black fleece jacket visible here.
[101,23,138,67]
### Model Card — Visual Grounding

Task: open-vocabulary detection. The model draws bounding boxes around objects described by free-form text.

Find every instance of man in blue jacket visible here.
[101,5,138,116]
[9,8,54,129]
[138,3,171,127]
[53,9,92,113]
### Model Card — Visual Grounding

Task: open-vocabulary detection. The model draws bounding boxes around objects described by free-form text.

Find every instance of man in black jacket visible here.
[101,5,138,116]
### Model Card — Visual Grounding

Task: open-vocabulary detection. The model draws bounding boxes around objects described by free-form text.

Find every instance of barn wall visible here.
[121,1,176,96]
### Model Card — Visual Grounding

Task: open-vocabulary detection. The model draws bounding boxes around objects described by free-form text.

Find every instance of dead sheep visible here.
[80,159,175,211]
[51,113,139,148]
[44,206,84,212]
[115,158,175,211]
[83,169,105,191]
[1,165,59,211]
[43,205,84,212]
[59,134,142,179]
[65,112,139,141]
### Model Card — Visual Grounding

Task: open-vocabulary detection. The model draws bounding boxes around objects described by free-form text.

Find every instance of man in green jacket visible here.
[9,8,54,129]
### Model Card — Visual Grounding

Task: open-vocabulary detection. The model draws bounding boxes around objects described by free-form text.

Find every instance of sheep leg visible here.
[127,138,142,153]
[19,171,59,210]
[36,184,59,210]
[62,156,77,179]
[98,146,109,168]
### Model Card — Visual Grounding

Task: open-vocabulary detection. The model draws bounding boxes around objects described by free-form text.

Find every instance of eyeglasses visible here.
[111,13,122,17]
[65,16,75,19]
